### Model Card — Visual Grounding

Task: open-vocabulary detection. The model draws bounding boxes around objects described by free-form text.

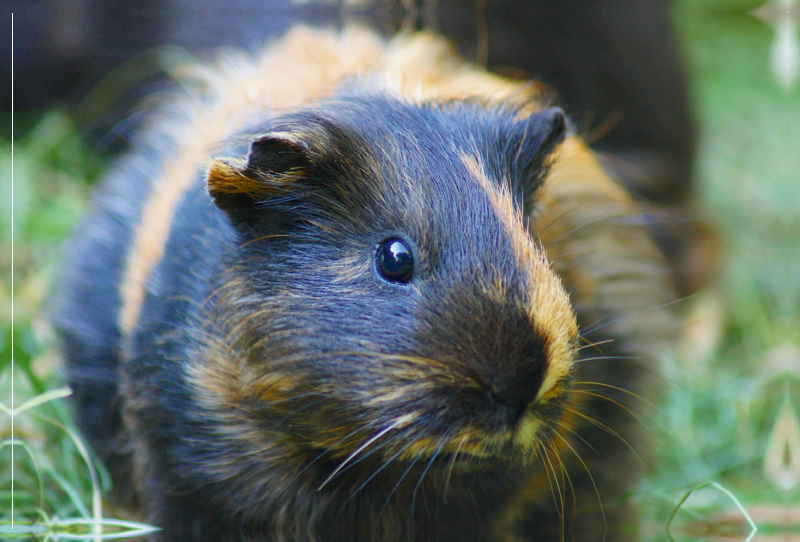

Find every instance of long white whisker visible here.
[412,438,447,514]
[442,436,466,503]
[318,420,402,490]
[349,437,420,501]
[377,453,422,521]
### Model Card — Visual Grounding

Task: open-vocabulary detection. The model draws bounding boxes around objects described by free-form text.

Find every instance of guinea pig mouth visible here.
[400,413,558,467]
[425,450,509,471]
[417,433,544,470]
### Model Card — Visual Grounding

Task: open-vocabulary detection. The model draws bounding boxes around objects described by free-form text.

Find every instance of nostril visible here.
[486,386,534,425]
[487,384,537,411]
[486,387,503,405]
[487,386,536,416]
[485,363,547,419]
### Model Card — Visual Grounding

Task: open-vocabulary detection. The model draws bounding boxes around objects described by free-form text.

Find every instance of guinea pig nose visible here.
[487,362,547,420]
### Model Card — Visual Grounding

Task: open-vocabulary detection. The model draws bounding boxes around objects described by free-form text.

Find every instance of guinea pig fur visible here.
[54,26,679,542]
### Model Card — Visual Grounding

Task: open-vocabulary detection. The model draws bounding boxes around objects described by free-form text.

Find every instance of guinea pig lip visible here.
[429,440,531,468]
[429,450,499,469]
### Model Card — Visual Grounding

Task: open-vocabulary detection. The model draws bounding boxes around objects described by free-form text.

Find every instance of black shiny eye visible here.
[376,238,414,283]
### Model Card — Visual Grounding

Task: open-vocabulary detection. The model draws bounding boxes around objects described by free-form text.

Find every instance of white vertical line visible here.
[10,10,15,530]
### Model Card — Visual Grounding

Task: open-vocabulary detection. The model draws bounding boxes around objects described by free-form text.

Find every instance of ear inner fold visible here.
[208,159,269,199]
[207,133,310,214]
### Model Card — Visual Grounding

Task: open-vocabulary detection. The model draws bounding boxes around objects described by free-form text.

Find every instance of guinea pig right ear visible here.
[516,107,568,176]
[511,107,569,208]
[207,132,310,220]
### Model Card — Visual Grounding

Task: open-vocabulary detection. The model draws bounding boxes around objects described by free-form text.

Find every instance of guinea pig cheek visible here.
[513,251,579,452]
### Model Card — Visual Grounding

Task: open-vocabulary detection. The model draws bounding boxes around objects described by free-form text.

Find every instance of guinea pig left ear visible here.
[207,132,309,217]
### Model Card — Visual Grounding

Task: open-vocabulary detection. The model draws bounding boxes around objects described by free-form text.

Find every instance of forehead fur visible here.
[254,94,557,237]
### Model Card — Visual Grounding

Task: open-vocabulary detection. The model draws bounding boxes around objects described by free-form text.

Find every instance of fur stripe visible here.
[119,26,541,335]
[460,152,579,406]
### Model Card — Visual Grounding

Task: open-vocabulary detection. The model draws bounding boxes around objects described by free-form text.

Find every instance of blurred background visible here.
[1,0,798,539]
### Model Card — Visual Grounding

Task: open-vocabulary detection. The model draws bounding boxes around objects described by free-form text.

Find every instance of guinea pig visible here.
[54,26,679,542]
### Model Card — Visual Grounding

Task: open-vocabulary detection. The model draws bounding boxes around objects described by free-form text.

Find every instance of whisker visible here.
[534,189,619,238]
[377,453,422,521]
[279,420,382,488]
[581,294,695,337]
[318,420,402,490]
[554,432,608,542]
[541,443,564,519]
[412,438,447,514]
[574,355,642,364]
[572,381,658,410]
[565,407,643,465]
[548,247,623,262]
[581,358,685,399]
[548,441,568,540]
[569,390,658,441]
[555,419,598,456]
[552,439,577,542]
[348,437,420,503]
[534,443,561,521]
[325,427,407,482]
[541,209,636,247]
[577,338,615,352]
[579,311,617,338]
[442,436,467,503]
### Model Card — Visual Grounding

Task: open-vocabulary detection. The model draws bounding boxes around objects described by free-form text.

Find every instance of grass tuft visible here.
[1,111,156,539]
[666,482,758,542]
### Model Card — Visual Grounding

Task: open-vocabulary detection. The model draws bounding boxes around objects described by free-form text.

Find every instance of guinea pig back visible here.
[54,26,679,542]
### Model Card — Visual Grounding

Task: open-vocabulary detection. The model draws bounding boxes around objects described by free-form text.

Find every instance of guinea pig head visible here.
[198,96,578,477]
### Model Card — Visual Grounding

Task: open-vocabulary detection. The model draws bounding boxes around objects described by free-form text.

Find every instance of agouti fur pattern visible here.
[55,26,678,542]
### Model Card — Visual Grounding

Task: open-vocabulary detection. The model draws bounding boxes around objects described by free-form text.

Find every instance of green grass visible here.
[2,1,799,539]
[636,1,800,539]
[0,112,158,538]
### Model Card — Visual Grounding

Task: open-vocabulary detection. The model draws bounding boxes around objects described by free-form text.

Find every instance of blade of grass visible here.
[0,387,72,417]
[1,438,45,515]
[665,481,758,542]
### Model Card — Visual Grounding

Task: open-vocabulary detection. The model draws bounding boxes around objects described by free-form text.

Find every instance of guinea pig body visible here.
[55,27,678,542]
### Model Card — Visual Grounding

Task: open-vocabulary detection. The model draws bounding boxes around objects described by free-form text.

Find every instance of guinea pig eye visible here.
[376,238,414,283]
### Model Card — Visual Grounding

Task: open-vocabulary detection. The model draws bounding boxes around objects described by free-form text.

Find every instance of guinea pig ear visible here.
[207,132,310,219]
[513,107,568,194]
[531,107,567,158]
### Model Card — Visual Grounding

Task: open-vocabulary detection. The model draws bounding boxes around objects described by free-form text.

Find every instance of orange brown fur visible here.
[119,26,546,335]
